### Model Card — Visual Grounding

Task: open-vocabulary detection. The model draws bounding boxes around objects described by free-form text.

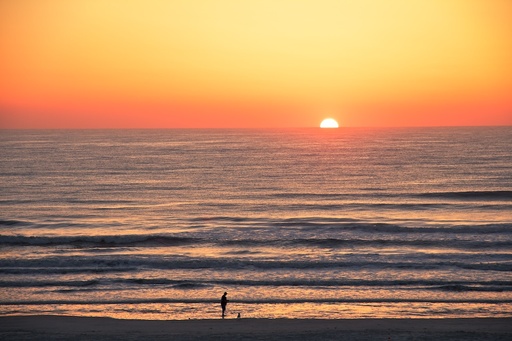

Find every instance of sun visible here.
[320,118,339,128]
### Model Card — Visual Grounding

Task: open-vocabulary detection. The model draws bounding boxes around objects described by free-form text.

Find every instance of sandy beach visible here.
[1,316,511,340]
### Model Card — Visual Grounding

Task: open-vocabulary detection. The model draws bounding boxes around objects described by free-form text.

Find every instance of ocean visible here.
[1,127,511,320]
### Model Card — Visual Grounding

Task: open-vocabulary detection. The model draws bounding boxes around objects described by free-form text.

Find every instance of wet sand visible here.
[1,316,511,340]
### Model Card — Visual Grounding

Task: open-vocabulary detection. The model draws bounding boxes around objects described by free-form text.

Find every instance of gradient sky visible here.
[1,0,511,128]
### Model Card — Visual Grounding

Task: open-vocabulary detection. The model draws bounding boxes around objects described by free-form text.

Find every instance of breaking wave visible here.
[1,278,510,291]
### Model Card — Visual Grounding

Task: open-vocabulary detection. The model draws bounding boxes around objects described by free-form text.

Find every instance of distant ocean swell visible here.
[269,190,512,199]
[1,278,511,292]
[1,203,510,214]
[1,256,511,272]
[2,190,511,203]
[2,232,511,249]
[3,218,511,232]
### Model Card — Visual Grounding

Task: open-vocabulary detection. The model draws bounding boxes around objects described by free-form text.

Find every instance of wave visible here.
[2,297,511,306]
[195,217,512,234]
[433,284,512,292]
[0,234,198,247]
[0,279,100,288]
[0,219,32,227]
[263,190,512,201]
[0,252,512,275]
[270,219,512,234]
[281,238,512,249]
[258,188,512,202]
[2,278,510,292]
[2,233,511,250]
[0,267,137,275]
[417,190,512,200]
[1,255,511,273]
[281,203,512,212]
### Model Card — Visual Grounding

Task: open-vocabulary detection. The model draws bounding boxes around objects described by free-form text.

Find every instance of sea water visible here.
[0,127,511,320]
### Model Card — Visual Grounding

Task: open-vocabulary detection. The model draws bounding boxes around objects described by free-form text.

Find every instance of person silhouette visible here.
[221,292,228,318]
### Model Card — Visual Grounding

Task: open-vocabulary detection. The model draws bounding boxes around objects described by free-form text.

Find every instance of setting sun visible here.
[320,118,339,128]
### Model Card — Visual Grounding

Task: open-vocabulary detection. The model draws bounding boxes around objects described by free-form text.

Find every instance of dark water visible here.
[1,127,511,319]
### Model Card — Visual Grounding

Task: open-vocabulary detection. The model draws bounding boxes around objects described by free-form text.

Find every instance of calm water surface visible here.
[0,127,511,319]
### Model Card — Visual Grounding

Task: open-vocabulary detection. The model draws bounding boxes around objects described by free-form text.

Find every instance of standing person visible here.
[221,292,228,318]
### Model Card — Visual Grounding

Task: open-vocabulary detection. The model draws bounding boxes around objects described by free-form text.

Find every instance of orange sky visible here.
[1,0,511,128]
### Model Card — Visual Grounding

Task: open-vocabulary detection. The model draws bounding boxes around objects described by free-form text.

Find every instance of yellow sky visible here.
[1,0,511,128]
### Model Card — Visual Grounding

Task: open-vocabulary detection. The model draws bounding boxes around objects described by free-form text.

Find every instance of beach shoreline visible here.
[1,315,511,340]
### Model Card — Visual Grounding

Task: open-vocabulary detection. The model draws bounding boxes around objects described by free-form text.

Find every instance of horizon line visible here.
[1,124,511,131]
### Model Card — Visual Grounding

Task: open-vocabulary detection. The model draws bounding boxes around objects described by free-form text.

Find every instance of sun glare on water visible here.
[320,118,339,128]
